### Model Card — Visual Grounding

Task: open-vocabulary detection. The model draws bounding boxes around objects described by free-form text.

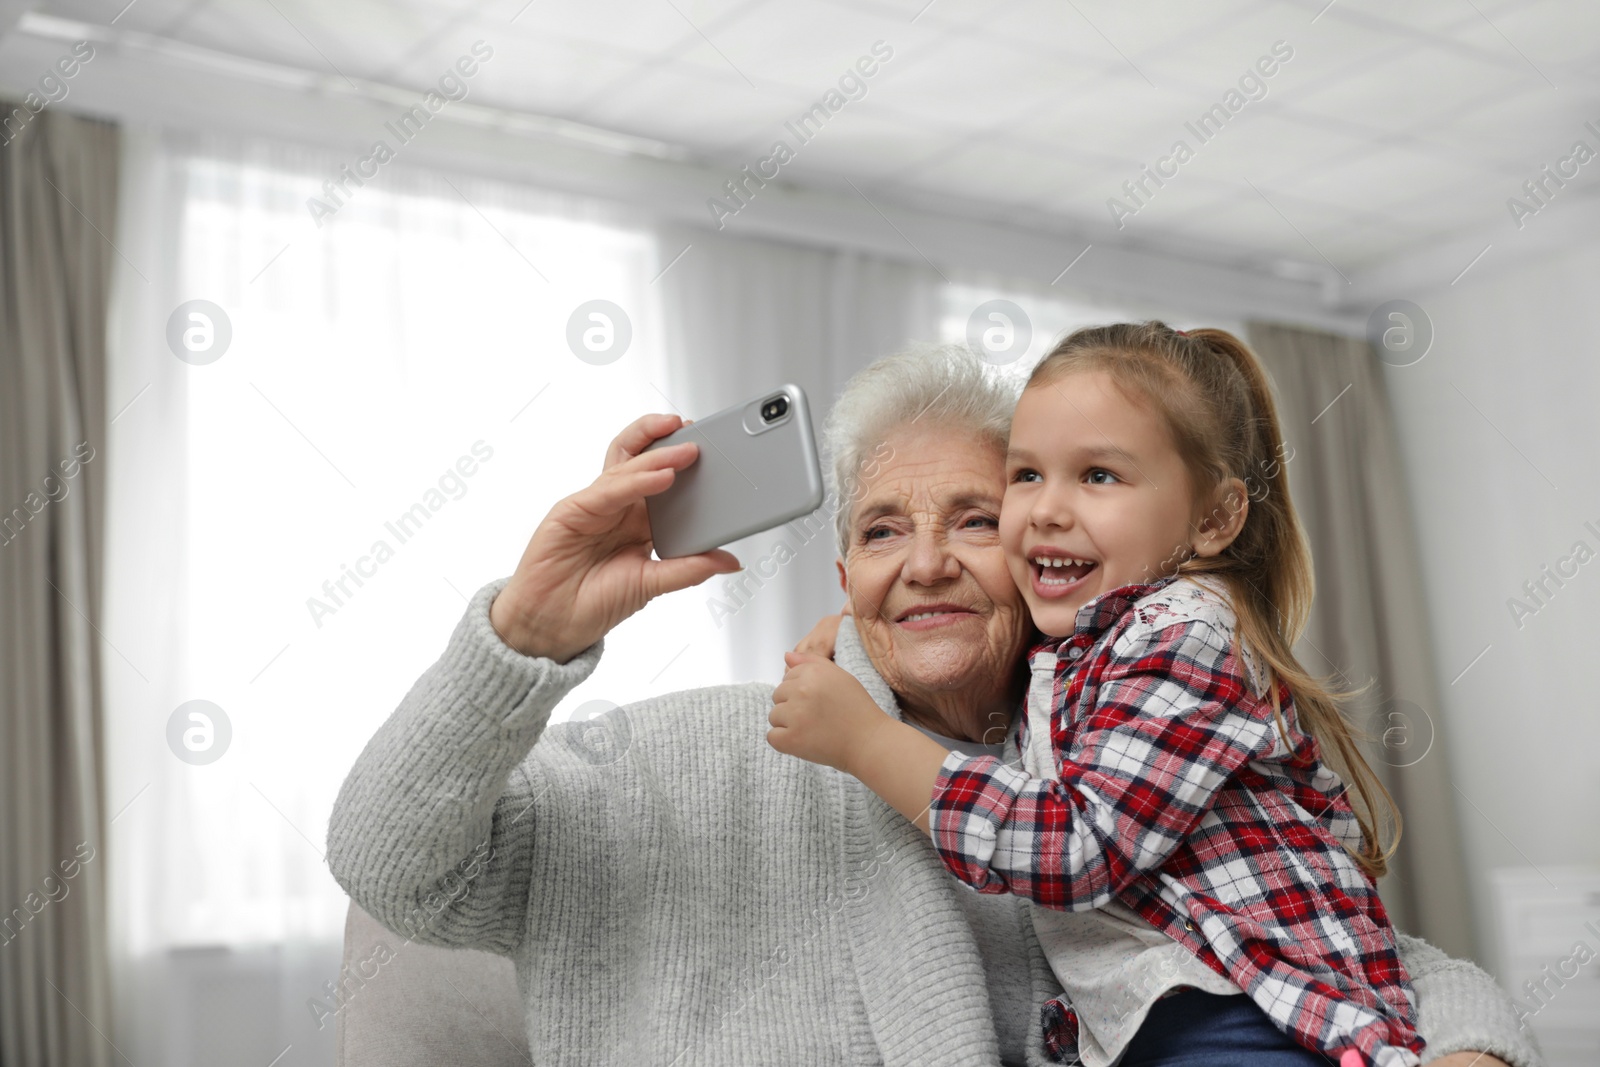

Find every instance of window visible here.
[108,137,734,952]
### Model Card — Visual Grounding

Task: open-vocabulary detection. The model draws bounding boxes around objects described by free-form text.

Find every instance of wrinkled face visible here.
[839,423,1032,704]
[1000,369,1210,637]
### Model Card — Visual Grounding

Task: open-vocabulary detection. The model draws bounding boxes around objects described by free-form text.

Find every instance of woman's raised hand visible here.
[489,413,742,662]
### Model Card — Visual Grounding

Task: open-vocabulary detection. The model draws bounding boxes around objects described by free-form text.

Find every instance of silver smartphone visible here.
[643,384,825,559]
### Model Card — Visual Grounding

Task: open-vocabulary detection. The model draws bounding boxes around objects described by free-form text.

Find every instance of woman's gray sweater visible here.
[326,577,1542,1066]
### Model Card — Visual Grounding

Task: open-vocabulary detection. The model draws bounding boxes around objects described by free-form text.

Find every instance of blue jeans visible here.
[1118,989,1335,1066]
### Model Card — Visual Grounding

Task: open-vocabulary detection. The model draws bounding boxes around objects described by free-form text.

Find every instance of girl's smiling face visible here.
[999,368,1238,638]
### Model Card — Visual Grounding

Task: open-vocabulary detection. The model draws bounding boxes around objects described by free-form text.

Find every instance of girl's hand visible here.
[489,413,741,662]
[771,650,953,832]
[768,650,884,772]
[791,600,851,659]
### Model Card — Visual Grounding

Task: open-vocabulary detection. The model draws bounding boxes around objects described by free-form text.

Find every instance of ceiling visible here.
[17,0,1600,290]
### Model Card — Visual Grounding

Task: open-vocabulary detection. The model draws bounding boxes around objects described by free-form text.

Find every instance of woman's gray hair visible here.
[822,342,1022,557]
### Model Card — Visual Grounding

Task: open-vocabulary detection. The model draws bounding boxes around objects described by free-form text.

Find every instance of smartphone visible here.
[643,384,825,558]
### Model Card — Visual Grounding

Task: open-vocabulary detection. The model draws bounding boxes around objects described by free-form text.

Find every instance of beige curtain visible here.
[1246,321,1474,960]
[0,105,117,1067]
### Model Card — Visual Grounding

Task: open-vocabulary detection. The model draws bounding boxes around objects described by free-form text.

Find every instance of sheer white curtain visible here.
[657,225,943,683]
[104,127,733,1067]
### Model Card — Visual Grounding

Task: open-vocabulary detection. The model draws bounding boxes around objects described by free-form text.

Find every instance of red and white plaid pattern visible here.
[929,577,1423,1067]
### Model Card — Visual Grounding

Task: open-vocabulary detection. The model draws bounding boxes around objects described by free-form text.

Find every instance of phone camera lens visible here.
[761,396,789,422]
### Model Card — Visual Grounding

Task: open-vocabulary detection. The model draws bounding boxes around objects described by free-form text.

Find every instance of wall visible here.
[1379,240,1600,974]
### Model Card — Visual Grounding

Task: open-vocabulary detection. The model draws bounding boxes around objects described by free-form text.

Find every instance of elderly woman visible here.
[327,346,1535,1067]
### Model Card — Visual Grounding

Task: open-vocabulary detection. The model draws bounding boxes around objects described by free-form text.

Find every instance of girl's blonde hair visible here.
[1027,321,1399,880]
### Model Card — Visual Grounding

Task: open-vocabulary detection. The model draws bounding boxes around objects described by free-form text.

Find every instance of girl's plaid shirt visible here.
[927,576,1424,1067]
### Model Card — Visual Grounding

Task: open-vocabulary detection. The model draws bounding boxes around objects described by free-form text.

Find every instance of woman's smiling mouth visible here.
[894,603,977,630]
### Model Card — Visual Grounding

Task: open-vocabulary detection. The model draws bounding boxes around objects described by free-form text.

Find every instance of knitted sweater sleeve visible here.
[325,577,602,957]
[1400,933,1545,1066]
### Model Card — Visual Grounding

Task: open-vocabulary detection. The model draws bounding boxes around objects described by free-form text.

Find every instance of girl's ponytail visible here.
[1183,328,1306,634]
[1189,327,1400,879]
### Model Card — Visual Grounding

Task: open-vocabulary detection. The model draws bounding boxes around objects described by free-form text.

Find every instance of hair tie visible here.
[1175,329,1190,337]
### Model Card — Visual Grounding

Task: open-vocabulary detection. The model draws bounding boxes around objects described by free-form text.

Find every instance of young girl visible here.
[770,323,1422,1067]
